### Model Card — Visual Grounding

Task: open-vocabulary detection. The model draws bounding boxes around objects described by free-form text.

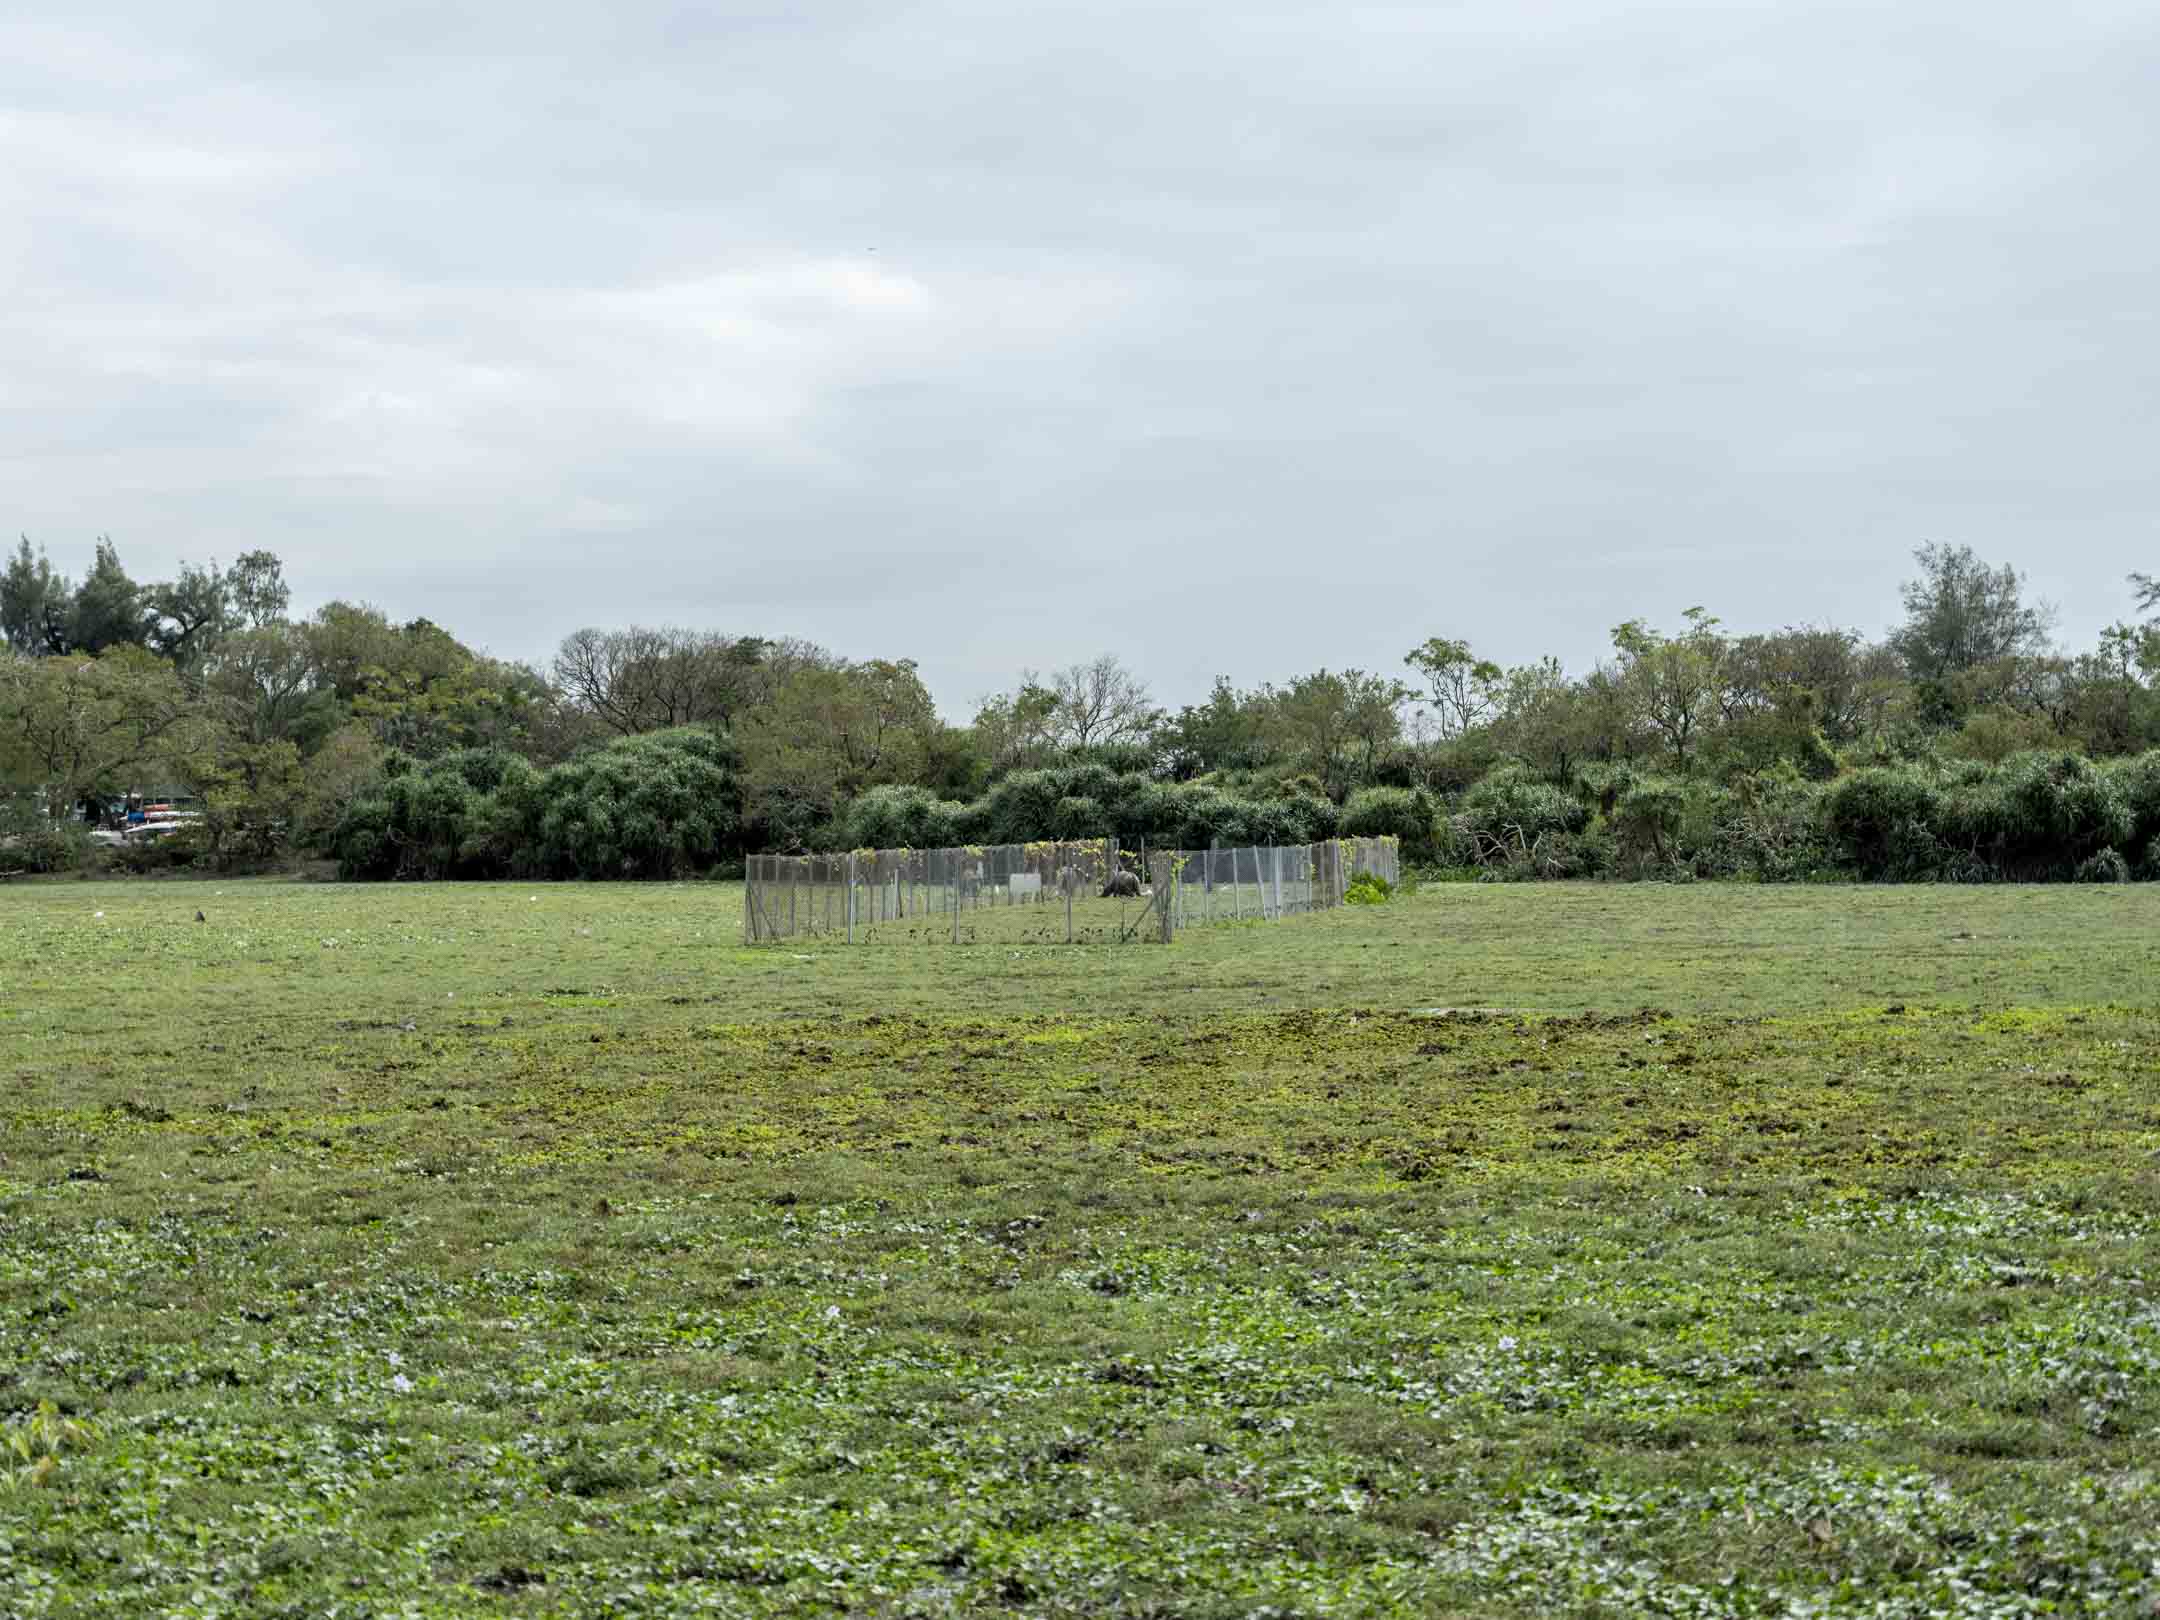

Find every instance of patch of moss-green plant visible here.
[5,880,2160,1614]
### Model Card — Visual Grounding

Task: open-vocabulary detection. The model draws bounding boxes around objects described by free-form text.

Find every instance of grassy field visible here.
[3,878,2159,1617]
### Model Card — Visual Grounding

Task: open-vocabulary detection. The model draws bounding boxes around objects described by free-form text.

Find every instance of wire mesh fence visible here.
[744,836,1398,946]
[1163,837,1400,932]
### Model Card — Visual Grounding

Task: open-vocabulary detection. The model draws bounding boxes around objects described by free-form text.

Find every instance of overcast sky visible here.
[6,0,2157,714]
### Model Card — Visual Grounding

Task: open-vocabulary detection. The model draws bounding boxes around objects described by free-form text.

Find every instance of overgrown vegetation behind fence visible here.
[745,837,1400,945]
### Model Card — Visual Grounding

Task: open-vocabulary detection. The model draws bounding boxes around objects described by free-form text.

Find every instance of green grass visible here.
[4,879,2160,1616]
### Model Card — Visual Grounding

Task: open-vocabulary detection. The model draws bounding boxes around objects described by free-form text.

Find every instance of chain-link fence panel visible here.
[747,837,1399,945]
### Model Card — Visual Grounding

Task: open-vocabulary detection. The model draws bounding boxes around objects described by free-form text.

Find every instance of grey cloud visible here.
[5,0,2158,712]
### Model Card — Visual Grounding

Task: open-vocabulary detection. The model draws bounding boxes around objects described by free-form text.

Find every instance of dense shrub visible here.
[1820,768,1943,880]
[335,727,738,881]
[312,715,2160,887]
[952,765,1338,853]
[1260,791,1339,846]
[1455,767,1590,864]
[2074,847,2130,884]
[1611,777,1689,872]
[109,826,210,874]
[1153,785,1239,849]
[1938,752,2130,881]
[971,770,1073,845]
[0,799,89,873]
[525,729,739,880]
[1118,780,1183,846]
[1340,786,1439,864]
[1048,796,1104,841]
[1817,753,2135,883]
[433,747,530,796]
[2104,751,2160,852]
[838,784,968,850]
[1475,821,1614,882]
[331,761,498,881]
[1718,768,1835,882]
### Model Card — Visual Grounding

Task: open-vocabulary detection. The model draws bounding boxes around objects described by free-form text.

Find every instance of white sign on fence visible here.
[1006,872,1042,899]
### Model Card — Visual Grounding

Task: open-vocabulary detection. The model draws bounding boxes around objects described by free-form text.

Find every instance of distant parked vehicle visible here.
[92,801,203,847]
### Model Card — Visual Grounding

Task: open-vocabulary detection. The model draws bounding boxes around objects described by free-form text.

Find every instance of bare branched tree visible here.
[1046,654,1158,748]
[552,626,768,735]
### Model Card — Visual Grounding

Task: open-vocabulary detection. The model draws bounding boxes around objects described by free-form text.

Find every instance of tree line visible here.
[7,533,2160,881]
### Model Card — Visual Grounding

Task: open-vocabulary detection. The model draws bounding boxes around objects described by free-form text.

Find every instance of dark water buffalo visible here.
[1100,870,1141,899]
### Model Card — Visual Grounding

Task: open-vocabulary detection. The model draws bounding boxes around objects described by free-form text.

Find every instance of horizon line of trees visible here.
[10,533,2160,881]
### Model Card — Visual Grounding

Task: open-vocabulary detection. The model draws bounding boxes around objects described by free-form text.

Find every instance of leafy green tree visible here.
[329,756,506,881]
[352,659,531,759]
[143,561,231,671]
[307,605,476,708]
[1947,654,2076,739]
[1339,784,1440,862]
[295,723,385,849]
[740,658,938,844]
[2125,571,2160,625]
[918,721,988,801]
[303,602,413,704]
[1161,677,1271,779]
[2062,622,2160,756]
[1611,609,1728,770]
[971,679,1062,774]
[0,646,195,818]
[1404,636,1502,740]
[67,539,150,656]
[1890,543,2054,694]
[180,736,305,865]
[1722,625,1886,745]
[307,607,535,758]
[140,551,290,673]
[1,540,72,655]
[1945,705,2064,764]
[1267,669,1408,800]
[1488,657,1578,779]
[201,623,333,748]
[1713,626,1880,776]
[227,551,290,630]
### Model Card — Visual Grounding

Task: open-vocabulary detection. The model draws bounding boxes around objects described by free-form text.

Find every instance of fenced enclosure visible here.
[744,837,1399,946]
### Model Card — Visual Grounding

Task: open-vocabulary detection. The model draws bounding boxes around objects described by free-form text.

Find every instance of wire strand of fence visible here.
[744,837,1398,945]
